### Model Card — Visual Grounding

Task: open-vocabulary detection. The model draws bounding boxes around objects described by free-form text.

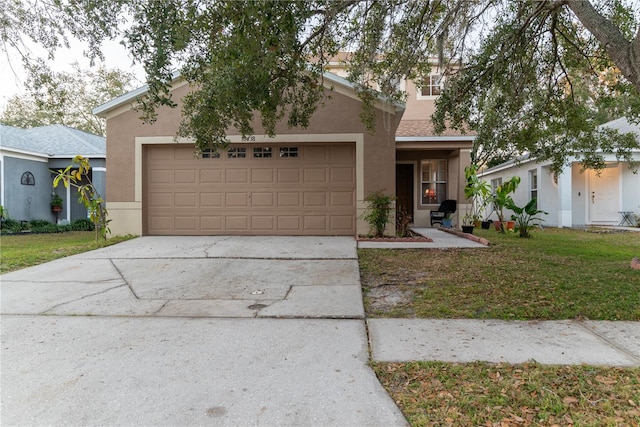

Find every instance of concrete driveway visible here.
[1,236,407,426]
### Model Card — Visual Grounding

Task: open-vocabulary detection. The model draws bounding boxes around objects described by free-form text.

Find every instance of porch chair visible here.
[430,199,457,227]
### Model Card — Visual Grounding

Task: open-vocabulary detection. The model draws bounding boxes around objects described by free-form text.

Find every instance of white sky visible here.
[0,38,145,111]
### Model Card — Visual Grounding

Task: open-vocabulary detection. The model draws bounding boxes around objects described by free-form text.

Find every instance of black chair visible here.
[430,199,457,226]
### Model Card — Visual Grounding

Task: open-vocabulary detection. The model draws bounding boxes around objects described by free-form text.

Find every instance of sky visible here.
[0,37,145,111]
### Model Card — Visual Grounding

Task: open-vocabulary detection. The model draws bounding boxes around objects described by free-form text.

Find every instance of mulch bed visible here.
[356,236,433,242]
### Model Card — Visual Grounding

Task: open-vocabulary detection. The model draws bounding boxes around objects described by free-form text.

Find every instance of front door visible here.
[396,163,414,222]
[589,165,619,223]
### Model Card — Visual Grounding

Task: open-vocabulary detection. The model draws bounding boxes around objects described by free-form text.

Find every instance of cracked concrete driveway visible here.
[1,236,363,318]
[1,236,407,426]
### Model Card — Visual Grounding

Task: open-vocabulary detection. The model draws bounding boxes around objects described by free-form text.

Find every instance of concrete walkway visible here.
[1,231,639,426]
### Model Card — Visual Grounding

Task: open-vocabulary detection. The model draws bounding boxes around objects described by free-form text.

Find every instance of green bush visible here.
[363,191,394,237]
[1,218,21,233]
[29,219,52,228]
[71,218,95,231]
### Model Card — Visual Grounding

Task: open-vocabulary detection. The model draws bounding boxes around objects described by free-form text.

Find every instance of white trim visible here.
[396,136,475,142]
[416,74,444,100]
[0,149,49,162]
[48,155,106,160]
[92,167,107,172]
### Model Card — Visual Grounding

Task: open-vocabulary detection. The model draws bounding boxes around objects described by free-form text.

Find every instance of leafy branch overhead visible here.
[4,0,639,169]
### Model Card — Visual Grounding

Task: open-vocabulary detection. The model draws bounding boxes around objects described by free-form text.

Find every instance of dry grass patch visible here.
[373,361,640,427]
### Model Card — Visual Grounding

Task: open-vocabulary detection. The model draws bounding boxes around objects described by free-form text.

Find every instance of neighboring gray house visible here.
[479,117,640,228]
[0,124,106,224]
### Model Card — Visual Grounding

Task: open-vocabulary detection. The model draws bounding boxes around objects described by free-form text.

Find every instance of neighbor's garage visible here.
[144,143,356,235]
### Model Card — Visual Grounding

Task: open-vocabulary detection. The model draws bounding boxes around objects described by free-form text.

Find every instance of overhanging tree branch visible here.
[567,0,640,91]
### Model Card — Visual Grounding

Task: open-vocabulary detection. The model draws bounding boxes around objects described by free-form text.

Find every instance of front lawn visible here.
[0,232,135,273]
[373,361,640,427]
[359,227,640,320]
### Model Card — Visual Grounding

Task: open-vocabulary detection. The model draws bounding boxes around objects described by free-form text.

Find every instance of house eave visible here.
[94,70,406,118]
[0,146,49,159]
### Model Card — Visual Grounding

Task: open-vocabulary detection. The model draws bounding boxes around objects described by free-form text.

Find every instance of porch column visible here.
[556,166,572,228]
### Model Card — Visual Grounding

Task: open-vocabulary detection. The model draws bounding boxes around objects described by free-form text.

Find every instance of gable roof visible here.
[599,116,640,136]
[93,71,405,117]
[0,124,105,158]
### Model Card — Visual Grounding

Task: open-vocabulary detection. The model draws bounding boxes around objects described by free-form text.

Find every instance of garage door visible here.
[144,143,356,235]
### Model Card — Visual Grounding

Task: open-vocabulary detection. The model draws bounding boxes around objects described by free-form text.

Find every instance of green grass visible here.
[359,227,640,320]
[0,232,136,273]
[373,361,640,427]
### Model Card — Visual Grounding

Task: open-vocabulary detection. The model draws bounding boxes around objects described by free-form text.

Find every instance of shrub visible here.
[71,218,95,231]
[29,219,52,228]
[363,191,394,238]
[1,218,21,233]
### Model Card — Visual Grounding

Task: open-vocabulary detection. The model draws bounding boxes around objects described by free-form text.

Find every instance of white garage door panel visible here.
[144,144,356,235]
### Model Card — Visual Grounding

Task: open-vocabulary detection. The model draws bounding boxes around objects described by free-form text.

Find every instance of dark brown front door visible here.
[396,163,414,222]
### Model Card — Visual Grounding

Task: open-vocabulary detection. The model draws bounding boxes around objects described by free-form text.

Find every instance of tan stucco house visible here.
[94,71,472,237]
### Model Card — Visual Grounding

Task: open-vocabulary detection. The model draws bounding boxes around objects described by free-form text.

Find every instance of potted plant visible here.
[491,176,521,233]
[461,214,475,234]
[506,198,547,237]
[51,194,63,212]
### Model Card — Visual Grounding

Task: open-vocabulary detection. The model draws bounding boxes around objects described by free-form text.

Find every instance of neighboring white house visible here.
[479,117,640,228]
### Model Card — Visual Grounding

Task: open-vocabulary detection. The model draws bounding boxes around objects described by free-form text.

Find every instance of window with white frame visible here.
[419,74,442,97]
[491,178,502,194]
[279,147,299,158]
[421,160,447,205]
[253,147,272,158]
[490,178,503,213]
[201,149,220,159]
[227,147,246,158]
[529,169,538,208]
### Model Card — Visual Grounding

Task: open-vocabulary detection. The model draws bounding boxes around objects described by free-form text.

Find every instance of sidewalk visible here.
[368,318,640,366]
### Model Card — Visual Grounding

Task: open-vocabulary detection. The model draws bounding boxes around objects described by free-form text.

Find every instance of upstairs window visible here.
[420,74,442,97]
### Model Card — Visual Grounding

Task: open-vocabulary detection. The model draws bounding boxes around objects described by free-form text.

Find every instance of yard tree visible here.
[3,0,639,169]
[0,62,137,136]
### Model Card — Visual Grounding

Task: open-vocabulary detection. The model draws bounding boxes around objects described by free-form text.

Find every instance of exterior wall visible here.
[2,155,52,222]
[402,79,437,121]
[621,163,640,214]
[539,165,558,225]
[103,82,402,236]
[571,165,588,226]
